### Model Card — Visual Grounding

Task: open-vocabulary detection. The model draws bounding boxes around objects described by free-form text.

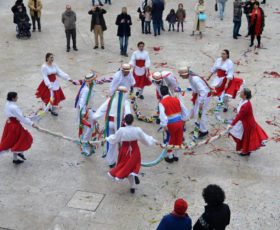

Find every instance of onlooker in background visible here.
[160,0,166,31]
[137,6,145,34]
[88,5,107,49]
[11,0,27,24]
[166,9,176,32]
[217,0,228,20]
[104,0,111,5]
[62,5,78,52]
[116,7,132,57]
[92,0,103,6]
[193,184,231,230]
[244,0,255,37]
[249,1,265,48]
[156,198,192,230]
[28,0,42,32]
[233,0,242,39]
[261,0,266,4]
[176,3,186,32]
[144,5,152,34]
[192,0,206,38]
[152,0,164,36]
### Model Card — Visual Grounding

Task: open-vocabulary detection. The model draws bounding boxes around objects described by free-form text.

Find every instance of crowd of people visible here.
[2,0,271,229]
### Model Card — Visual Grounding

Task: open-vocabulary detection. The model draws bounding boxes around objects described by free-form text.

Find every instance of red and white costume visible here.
[109,70,135,96]
[36,63,70,107]
[159,96,189,157]
[210,58,243,98]
[92,93,131,166]
[229,100,268,154]
[129,50,151,94]
[107,125,157,188]
[0,101,33,154]
[189,75,211,133]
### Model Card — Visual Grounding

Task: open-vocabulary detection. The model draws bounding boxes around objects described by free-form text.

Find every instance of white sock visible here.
[128,175,135,189]
[13,153,18,161]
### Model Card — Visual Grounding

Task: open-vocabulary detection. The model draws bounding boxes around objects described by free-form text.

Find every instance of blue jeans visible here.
[153,19,161,35]
[92,0,103,5]
[144,21,151,33]
[233,20,241,37]
[104,0,111,4]
[218,2,226,19]
[119,36,129,54]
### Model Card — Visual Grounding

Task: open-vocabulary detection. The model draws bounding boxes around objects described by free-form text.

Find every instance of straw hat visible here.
[121,63,131,72]
[85,71,97,81]
[152,71,162,81]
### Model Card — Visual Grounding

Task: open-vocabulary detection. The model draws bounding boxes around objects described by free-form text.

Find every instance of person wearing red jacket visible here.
[228,88,268,156]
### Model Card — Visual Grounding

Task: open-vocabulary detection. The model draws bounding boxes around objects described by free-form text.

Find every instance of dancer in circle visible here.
[107,114,158,194]
[129,41,151,99]
[0,92,38,164]
[228,88,268,156]
[36,53,73,116]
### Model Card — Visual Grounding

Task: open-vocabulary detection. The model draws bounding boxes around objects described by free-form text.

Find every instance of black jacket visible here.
[15,11,30,24]
[193,204,231,230]
[151,0,165,21]
[88,8,107,32]
[115,13,132,37]
[244,1,254,15]
[11,2,26,23]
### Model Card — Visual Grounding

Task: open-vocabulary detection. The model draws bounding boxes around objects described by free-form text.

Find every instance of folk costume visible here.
[229,100,268,155]
[36,63,71,115]
[107,125,157,192]
[92,87,131,166]
[159,95,189,162]
[129,49,151,97]
[0,101,33,163]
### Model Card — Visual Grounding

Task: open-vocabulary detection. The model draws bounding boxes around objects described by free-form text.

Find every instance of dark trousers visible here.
[144,21,151,33]
[233,20,241,37]
[168,23,175,31]
[177,21,184,31]
[104,0,111,4]
[246,15,251,35]
[119,36,128,54]
[251,34,261,46]
[65,29,77,49]
[141,19,145,33]
[153,19,161,35]
[31,15,41,30]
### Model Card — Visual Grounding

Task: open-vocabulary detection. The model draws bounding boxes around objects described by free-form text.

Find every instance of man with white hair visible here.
[109,63,135,96]
[178,66,211,139]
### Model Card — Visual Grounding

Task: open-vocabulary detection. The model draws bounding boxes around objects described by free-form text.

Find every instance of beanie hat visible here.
[173,198,188,216]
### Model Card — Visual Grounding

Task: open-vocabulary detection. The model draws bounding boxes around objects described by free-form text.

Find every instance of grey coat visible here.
[62,10,76,30]
[233,0,242,22]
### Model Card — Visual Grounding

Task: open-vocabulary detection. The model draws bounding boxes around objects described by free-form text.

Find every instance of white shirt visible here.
[154,71,179,96]
[189,75,210,104]
[109,70,135,96]
[211,58,234,80]
[77,84,95,114]
[159,95,189,127]
[41,63,70,91]
[129,50,151,76]
[5,101,33,126]
[106,125,157,146]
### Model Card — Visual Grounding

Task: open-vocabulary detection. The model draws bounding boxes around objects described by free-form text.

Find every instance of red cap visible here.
[173,198,188,216]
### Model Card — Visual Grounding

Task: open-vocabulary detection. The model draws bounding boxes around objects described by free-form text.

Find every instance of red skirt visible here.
[0,118,33,152]
[133,72,151,89]
[230,123,268,154]
[213,77,227,96]
[167,121,184,154]
[35,81,65,106]
[225,77,243,99]
[109,141,141,179]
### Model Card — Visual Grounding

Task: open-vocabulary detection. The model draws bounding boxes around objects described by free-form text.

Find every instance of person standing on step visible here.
[0,92,38,165]
[28,0,42,32]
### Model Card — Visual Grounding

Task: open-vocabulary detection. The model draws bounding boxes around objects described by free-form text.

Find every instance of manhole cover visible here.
[67,191,105,212]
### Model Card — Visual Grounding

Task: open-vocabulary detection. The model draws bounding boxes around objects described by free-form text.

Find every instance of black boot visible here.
[18,153,26,160]
[257,36,261,48]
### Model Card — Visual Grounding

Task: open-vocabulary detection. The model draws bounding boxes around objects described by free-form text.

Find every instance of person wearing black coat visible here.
[116,7,132,57]
[193,184,231,230]
[244,0,255,37]
[11,0,27,24]
[88,6,107,49]
[152,0,164,36]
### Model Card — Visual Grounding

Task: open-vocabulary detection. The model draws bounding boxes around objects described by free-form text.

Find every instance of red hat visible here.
[173,199,188,216]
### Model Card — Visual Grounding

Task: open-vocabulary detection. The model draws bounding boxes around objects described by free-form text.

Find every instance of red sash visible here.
[217,69,226,78]
[48,74,57,82]
[136,59,145,67]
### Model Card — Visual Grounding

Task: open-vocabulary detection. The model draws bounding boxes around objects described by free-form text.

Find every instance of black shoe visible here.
[135,92,139,97]
[99,3,104,6]
[93,46,98,49]
[139,95,144,100]
[130,188,135,194]
[156,118,160,125]
[134,176,140,185]
[67,48,70,52]
[73,47,78,51]
[198,131,209,139]
[154,34,157,36]
[223,108,228,113]
[38,29,41,32]
[164,157,174,163]
[173,156,179,162]
[123,53,128,57]
[18,153,26,160]
[50,110,58,116]
[249,43,254,47]
[239,152,251,156]
[32,28,36,32]
[101,46,104,49]
[109,163,116,168]
[237,34,242,36]
[13,159,24,165]
[233,36,238,39]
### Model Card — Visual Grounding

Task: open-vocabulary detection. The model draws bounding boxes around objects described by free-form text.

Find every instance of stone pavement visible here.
[0,0,279,229]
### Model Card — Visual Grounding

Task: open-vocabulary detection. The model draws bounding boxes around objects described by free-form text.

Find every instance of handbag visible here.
[215,3,218,11]
[198,13,207,21]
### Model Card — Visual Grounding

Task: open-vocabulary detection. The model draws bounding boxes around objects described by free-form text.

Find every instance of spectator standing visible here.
[104,0,111,5]
[261,0,266,4]
[166,9,176,31]
[176,3,186,32]
[115,7,132,57]
[137,6,145,34]
[160,0,166,31]
[192,0,206,38]
[62,5,78,52]
[249,1,265,47]
[88,5,107,49]
[28,0,42,32]
[193,184,231,230]
[152,0,164,36]
[233,0,242,39]
[11,0,27,24]
[92,0,103,6]
[144,5,152,34]
[244,0,255,37]
[217,0,227,20]
[157,198,192,230]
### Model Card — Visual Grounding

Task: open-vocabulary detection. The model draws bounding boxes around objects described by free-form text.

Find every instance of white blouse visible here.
[109,70,135,96]
[189,75,210,103]
[5,101,33,126]
[211,58,234,80]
